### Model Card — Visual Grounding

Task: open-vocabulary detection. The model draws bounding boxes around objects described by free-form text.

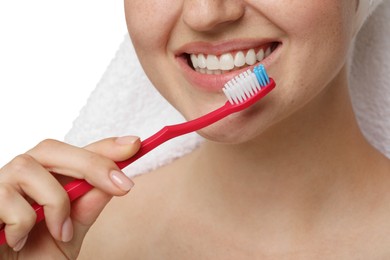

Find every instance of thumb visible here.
[65,136,140,245]
[84,135,141,162]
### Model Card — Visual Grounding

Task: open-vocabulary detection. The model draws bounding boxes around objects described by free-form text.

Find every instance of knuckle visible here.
[85,152,114,172]
[17,208,37,231]
[42,186,70,214]
[45,200,70,222]
[53,189,70,211]
[0,185,36,228]
[35,138,61,151]
[8,154,36,174]
[0,184,15,201]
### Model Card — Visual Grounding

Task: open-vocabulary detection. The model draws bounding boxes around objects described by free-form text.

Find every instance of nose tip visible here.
[183,0,245,32]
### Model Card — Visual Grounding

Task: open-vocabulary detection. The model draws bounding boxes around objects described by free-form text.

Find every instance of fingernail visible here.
[115,135,140,145]
[61,217,73,242]
[110,170,134,191]
[13,235,28,252]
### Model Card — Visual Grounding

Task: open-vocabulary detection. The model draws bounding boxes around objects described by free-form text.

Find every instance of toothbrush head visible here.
[222,64,274,106]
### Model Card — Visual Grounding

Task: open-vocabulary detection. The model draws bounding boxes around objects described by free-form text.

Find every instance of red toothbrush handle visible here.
[0,79,275,245]
[0,132,183,245]
[0,140,154,246]
[0,111,227,245]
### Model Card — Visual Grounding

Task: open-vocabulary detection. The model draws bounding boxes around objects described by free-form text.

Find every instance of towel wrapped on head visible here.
[355,0,384,31]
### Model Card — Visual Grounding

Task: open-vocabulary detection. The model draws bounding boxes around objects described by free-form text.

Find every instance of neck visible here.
[185,66,384,232]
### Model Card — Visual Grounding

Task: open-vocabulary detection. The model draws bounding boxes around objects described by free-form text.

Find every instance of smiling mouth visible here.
[183,42,280,75]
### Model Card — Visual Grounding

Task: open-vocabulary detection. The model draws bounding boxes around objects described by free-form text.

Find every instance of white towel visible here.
[350,1,390,157]
[65,2,390,177]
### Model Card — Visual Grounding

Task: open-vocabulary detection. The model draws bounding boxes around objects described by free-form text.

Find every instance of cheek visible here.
[258,1,356,127]
[262,0,354,31]
[124,0,181,55]
[257,0,355,50]
[124,0,185,107]
[268,0,355,86]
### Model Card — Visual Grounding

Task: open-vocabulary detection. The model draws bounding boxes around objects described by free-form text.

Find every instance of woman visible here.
[1,0,389,258]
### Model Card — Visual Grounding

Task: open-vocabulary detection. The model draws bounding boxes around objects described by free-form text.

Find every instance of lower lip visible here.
[176,43,282,93]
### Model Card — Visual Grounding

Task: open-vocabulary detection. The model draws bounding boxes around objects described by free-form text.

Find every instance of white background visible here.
[0,1,127,166]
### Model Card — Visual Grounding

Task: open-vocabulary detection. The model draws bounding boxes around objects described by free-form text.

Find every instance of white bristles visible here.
[222,66,268,105]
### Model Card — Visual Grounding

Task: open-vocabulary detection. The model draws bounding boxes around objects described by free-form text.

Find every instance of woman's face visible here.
[124,0,357,143]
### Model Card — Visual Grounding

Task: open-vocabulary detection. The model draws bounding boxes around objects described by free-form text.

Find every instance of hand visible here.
[0,136,140,259]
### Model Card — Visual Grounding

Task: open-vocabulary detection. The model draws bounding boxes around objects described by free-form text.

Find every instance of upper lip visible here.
[174,38,280,56]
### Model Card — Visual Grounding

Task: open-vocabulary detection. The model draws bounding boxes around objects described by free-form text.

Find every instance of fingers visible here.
[84,135,140,161]
[0,135,140,250]
[26,137,140,195]
[0,183,35,249]
[0,154,72,245]
[67,187,113,247]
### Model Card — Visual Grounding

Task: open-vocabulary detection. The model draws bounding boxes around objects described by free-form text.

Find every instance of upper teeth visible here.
[190,47,272,74]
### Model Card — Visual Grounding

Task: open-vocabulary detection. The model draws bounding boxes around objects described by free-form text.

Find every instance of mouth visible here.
[175,40,281,91]
[186,42,278,75]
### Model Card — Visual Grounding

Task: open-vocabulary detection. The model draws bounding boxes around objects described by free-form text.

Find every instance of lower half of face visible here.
[125,0,357,143]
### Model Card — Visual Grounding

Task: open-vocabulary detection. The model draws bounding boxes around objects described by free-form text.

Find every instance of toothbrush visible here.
[0,64,275,245]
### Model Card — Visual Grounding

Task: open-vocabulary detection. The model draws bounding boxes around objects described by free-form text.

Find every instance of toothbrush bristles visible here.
[222,64,270,105]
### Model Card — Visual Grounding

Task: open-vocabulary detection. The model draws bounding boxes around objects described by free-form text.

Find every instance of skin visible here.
[1,0,390,259]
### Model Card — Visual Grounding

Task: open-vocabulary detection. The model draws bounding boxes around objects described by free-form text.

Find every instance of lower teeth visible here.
[195,65,250,75]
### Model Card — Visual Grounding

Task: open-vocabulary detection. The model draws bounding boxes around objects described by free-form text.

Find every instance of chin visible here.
[195,110,268,144]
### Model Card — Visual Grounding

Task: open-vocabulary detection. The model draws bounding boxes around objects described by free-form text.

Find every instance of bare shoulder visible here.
[78,155,190,259]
